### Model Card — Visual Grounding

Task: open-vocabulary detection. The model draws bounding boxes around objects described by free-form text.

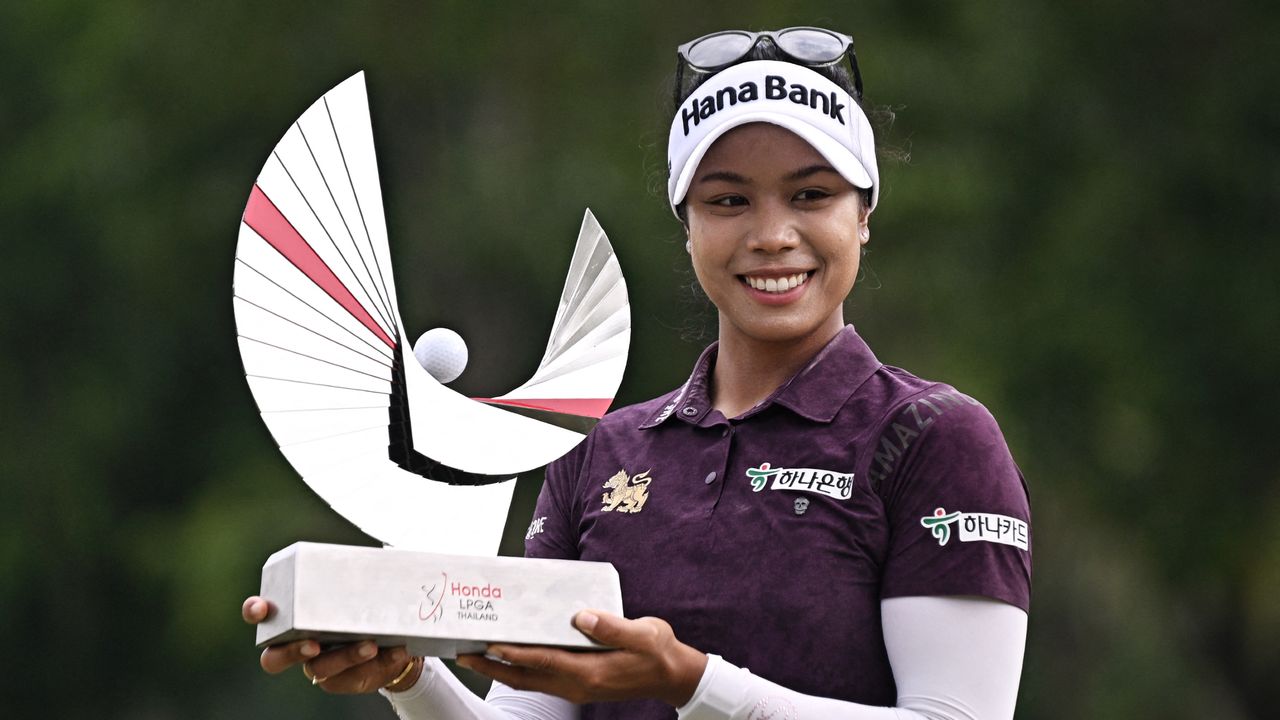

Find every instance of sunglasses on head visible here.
[674,27,864,106]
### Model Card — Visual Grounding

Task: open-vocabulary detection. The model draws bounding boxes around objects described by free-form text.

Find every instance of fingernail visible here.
[390,647,406,663]
[300,642,319,658]
[576,611,599,632]
[359,642,377,659]
[456,656,474,669]
[486,646,505,661]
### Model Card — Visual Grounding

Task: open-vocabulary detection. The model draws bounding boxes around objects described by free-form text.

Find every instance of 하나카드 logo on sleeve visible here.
[921,507,1029,551]
[746,463,854,500]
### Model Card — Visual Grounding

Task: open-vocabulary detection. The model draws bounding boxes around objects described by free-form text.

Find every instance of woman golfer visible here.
[244,27,1031,720]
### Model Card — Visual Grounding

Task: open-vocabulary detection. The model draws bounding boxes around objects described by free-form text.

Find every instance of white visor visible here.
[667,60,878,218]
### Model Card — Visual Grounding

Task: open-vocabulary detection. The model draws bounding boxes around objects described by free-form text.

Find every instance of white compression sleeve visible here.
[383,597,1025,720]
[676,596,1027,720]
[381,657,578,720]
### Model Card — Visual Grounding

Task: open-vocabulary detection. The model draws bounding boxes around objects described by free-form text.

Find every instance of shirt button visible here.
[721,427,730,437]
[704,471,717,484]
[681,407,698,417]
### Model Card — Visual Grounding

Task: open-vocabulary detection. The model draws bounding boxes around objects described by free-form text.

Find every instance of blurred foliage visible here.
[1,0,1277,718]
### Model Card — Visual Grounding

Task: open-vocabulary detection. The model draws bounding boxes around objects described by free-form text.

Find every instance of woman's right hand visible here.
[241,595,423,694]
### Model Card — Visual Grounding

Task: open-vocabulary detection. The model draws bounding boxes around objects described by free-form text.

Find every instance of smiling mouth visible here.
[740,272,811,294]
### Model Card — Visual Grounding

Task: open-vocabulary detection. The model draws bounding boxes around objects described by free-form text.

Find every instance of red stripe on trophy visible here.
[476,397,613,419]
[244,184,396,349]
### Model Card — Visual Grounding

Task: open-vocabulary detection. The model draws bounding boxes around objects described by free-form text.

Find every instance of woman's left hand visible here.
[455,610,707,707]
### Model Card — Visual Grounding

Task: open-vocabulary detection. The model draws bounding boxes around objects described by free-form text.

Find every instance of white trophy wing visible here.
[233,73,630,555]
[476,210,630,428]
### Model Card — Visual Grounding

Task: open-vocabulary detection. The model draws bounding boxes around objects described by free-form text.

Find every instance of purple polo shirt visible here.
[524,326,1031,718]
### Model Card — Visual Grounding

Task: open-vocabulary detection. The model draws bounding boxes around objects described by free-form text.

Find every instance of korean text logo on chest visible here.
[746,462,854,500]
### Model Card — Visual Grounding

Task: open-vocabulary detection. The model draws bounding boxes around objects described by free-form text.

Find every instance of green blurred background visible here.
[2,0,1277,717]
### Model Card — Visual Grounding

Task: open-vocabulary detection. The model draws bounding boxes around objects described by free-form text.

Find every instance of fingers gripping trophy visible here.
[232,73,629,668]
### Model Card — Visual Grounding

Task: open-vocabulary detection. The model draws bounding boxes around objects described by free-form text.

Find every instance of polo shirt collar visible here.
[639,326,882,429]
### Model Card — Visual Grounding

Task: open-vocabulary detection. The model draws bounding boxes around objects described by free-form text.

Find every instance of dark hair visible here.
[666,40,895,223]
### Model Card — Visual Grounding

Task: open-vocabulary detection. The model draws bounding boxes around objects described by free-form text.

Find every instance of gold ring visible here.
[302,661,328,686]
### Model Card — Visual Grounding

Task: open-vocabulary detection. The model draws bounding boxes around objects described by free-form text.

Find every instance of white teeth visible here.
[745,272,809,293]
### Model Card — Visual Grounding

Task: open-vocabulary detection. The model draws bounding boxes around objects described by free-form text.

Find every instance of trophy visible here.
[233,73,628,656]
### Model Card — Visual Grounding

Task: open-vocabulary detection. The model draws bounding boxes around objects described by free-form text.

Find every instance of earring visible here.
[685,239,692,253]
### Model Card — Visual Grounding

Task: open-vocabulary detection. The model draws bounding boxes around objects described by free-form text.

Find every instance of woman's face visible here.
[684,123,869,349]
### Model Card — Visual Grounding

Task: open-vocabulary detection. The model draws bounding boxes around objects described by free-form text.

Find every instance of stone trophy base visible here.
[255,542,623,658]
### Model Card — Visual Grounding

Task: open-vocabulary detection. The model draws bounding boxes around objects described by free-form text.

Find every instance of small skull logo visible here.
[793,497,810,516]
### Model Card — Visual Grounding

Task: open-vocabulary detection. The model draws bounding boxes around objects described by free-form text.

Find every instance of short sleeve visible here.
[522,437,588,561]
[876,389,1032,611]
